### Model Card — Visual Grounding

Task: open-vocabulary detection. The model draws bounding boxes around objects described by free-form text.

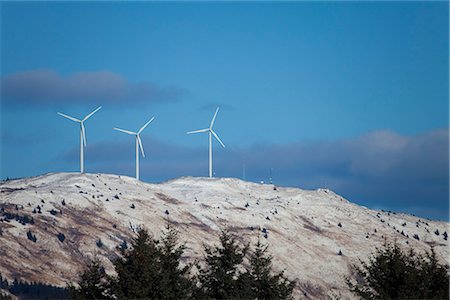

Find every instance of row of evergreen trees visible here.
[2,223,448,299]
[69,225,295,299]
[0,275,69,299]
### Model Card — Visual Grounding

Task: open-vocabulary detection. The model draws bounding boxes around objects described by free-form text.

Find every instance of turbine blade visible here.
[187,128,209,134]
[210,107,219,128]
[113,128,136,135]
[211,130,225,148]
[57,112,80,122]
[138,117,155,134]
[81,123,87,146]
[82,106,102,122]
[137,135,145,158]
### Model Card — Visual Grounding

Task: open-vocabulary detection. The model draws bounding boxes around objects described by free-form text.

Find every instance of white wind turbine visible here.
[113,117,155,180]
[57,106,102,173]
[187,107,225,178]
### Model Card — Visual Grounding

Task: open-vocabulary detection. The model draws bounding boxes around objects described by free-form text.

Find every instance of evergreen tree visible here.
[196,229,249,299]
[347,242,449,299]
[112,226,195,299]
[416,247,449,299]
[112,228,161,299]
[68,259,111,300]
[245,240,295,299]
[157,223,195,299]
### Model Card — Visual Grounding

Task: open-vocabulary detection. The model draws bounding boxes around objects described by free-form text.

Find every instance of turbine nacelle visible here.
[186,107,225,148]
[57,106,102,147]
[57,106,102,173]
[113,117,155,180]
[113,117,154,158]
[187,107,225,178]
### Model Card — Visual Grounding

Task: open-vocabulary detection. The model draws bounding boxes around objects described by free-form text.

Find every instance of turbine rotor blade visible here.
[211,130,225,148]
[113,128,136,135]
[137,135,145,158]
[82,106,102,122]
[210,107,219,128]
[187,128,209,134]
[57,112,81,123]
[81,123,87,146]
[138,117,155,134]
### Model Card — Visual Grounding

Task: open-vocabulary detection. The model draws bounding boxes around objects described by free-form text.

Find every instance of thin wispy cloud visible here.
[1,69,188,106]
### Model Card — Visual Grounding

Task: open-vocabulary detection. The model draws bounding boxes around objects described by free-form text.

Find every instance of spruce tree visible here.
[347,242,449,299]
[68,259,111,300]
[157,223,195,299]
[197,229,249,299]
[111,225,195,299]
[112,228,161,299]
[245,240,295,299]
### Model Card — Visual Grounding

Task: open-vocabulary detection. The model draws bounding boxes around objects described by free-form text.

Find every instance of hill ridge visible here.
[0,172,448,299]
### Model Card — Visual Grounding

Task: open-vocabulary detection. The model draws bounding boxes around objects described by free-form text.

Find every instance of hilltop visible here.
[0,173,448,299]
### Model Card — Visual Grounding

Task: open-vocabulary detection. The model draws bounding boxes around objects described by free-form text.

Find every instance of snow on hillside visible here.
[0,173,448,299]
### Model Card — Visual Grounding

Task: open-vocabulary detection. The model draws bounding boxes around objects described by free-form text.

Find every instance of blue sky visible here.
[1,2,448,220]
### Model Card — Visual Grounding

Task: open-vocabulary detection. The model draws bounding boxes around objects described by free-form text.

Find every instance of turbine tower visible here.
[57,106,102,173]
[187,107,225,178]
[113,117,154,180]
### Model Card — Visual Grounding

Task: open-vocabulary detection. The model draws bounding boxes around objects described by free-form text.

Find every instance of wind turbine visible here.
[57,106,102,173]
[187,107,225,178]
[113,117,155,180]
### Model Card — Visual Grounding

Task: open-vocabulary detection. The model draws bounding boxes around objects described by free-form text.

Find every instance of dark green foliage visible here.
[0,274,68,300]
[0,291,11,300]
[1,212,34,225]
[244,240,295,299]
[0,273,9,290]
[112,228,162,299]
[111,225,194,299]
[196,229,249,299]
[68,259,111,299]
[157,224,195,299]
[196,230,295,300]
[96,239,103,248]
[71,226,295,300]
[10,281,69,299]
[26,230,37,242]
[57,232,65,243]
[347,242,449,299]
[118,240,128,251]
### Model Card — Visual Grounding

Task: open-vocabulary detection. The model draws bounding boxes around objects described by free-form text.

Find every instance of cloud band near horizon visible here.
[57,127,449,220]
[1,69,187,106]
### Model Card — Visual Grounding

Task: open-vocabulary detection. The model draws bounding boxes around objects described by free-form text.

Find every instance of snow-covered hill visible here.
[0,173,448,299]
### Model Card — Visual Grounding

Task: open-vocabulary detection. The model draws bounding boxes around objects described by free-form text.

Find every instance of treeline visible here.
[69,225,295,299]
[0,275,69,299]
[1,224,449,299]
[70,224,450,300]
